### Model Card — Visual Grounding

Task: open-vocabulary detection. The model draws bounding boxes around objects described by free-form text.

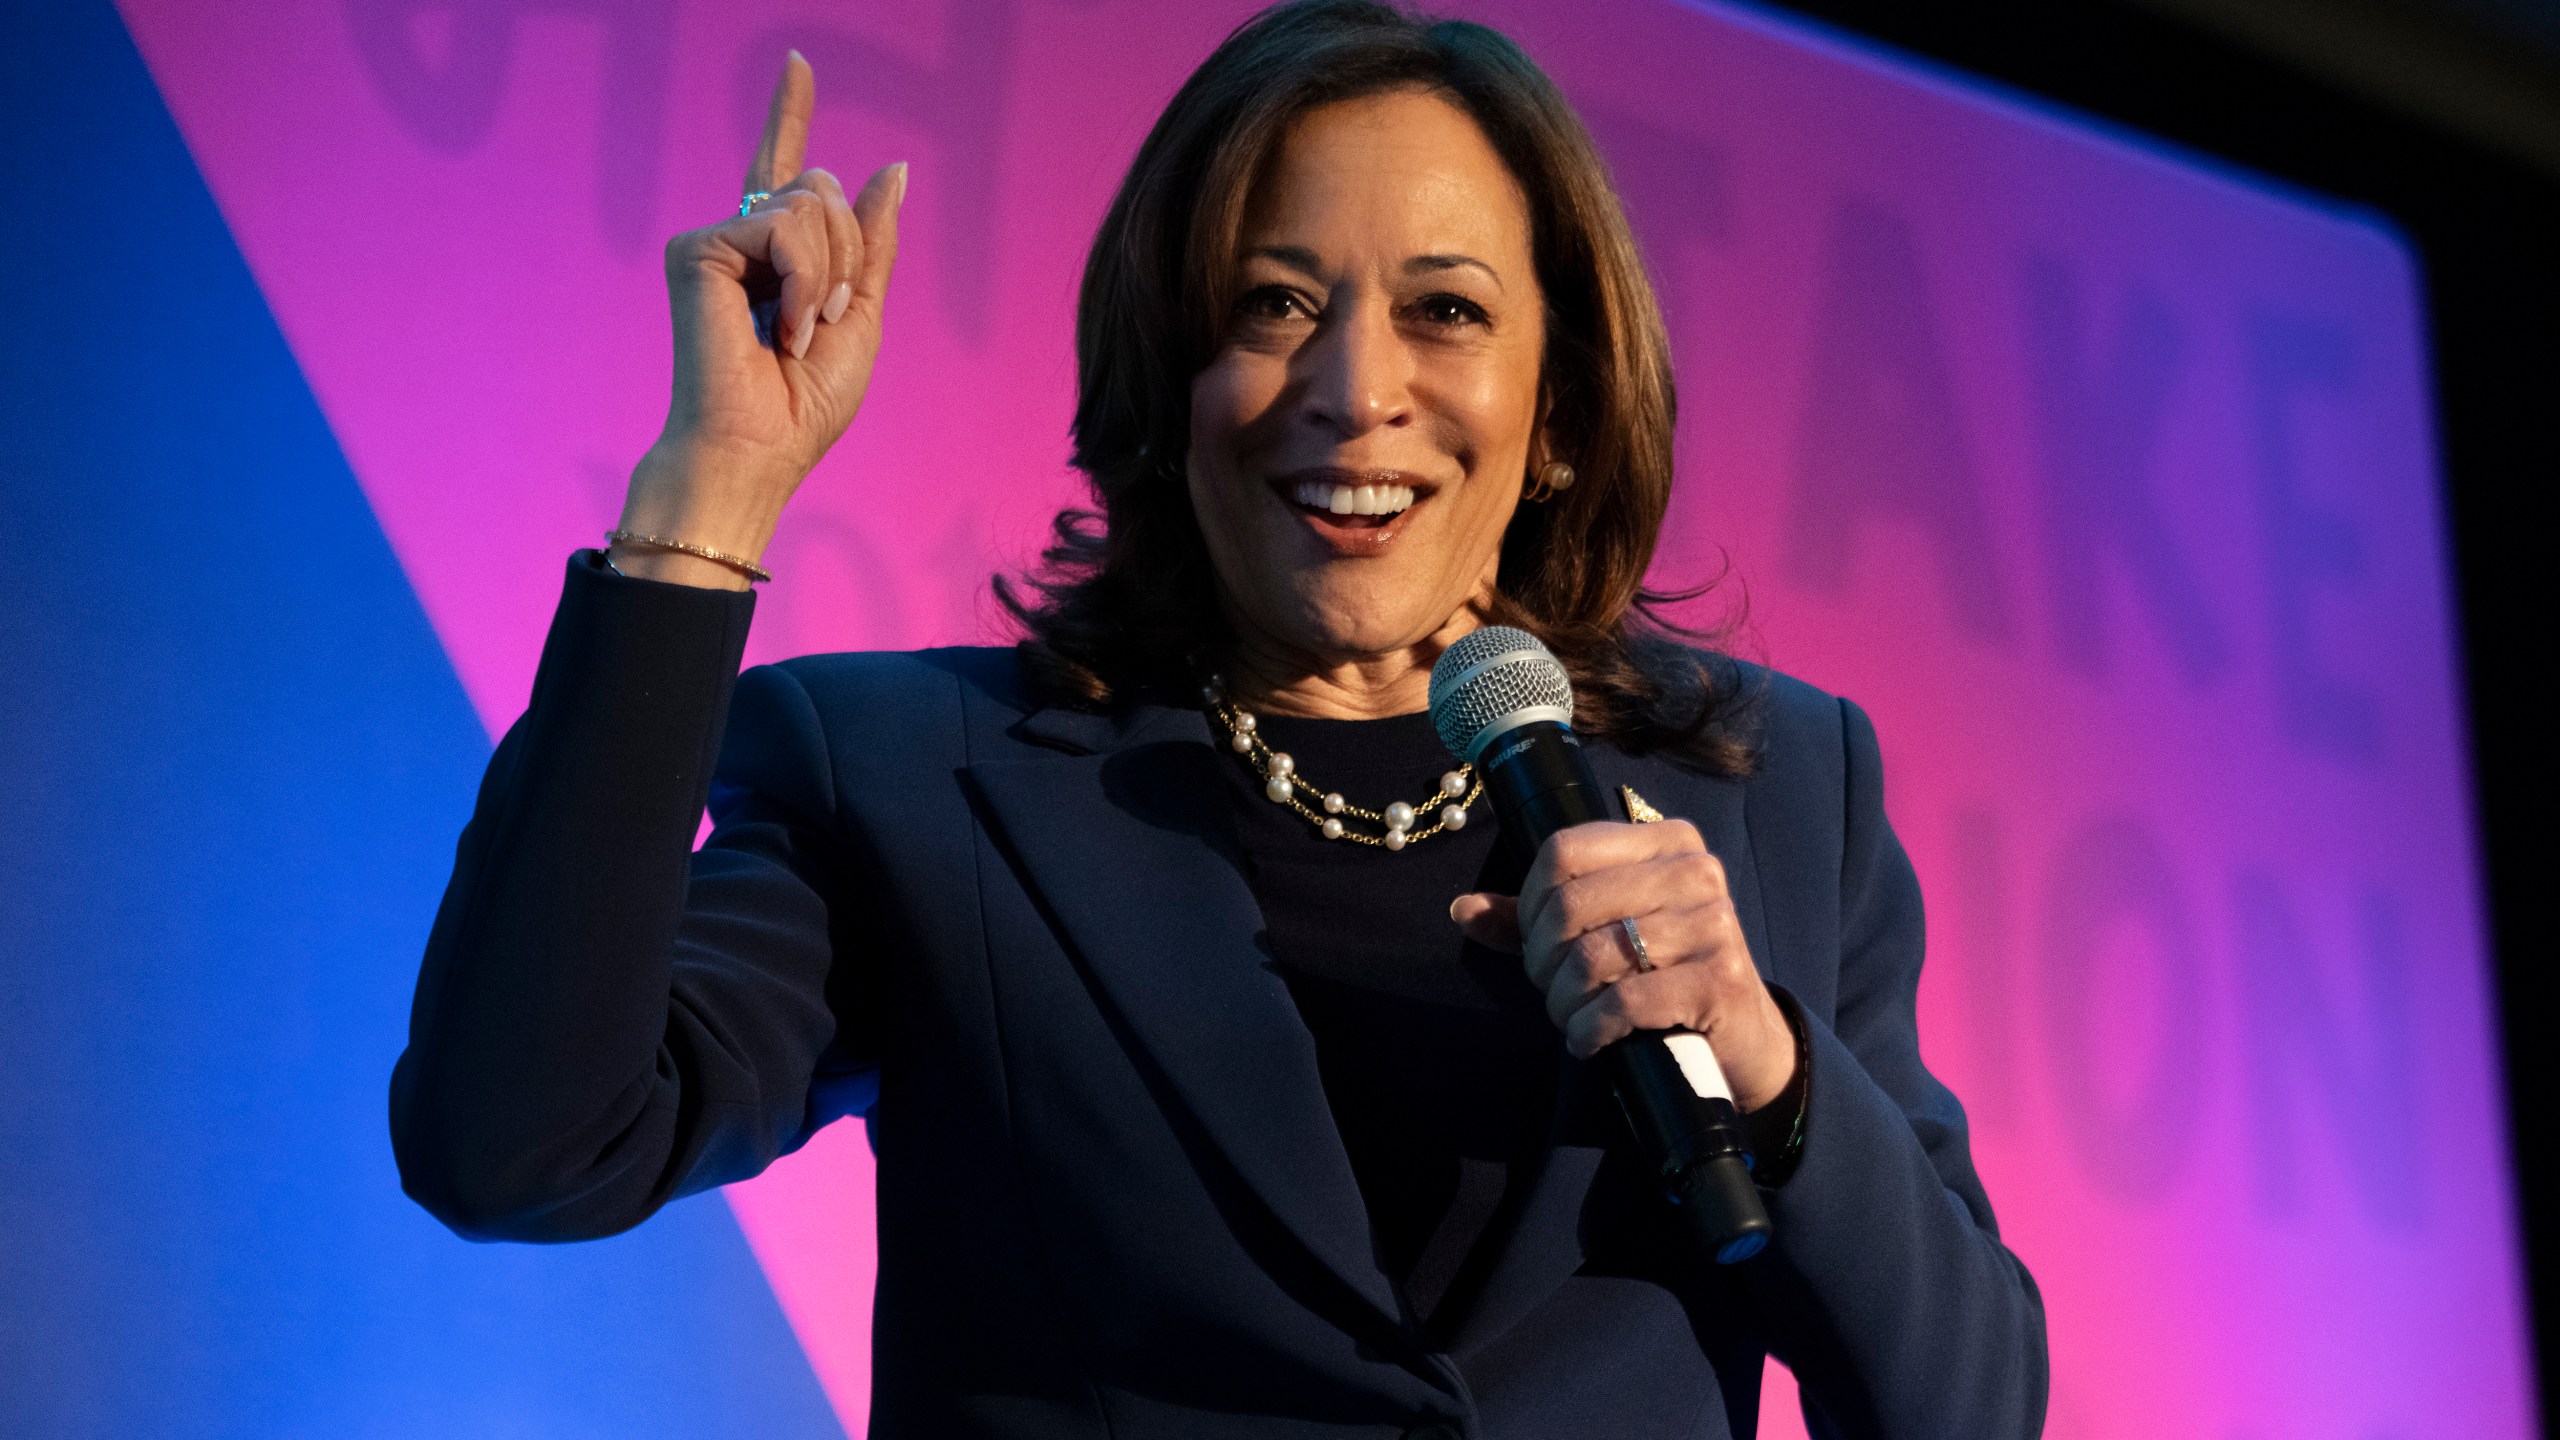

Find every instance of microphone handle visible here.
[1481,723,1773,1265]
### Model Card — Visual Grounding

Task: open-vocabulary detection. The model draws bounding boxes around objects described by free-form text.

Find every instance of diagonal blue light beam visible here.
[0,2,844,1435]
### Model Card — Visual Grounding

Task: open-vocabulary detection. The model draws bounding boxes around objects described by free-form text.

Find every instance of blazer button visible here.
[1402,1425,1463,1440]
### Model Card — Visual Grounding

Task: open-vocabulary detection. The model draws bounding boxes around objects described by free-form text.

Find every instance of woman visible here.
[391,3,2046,1436]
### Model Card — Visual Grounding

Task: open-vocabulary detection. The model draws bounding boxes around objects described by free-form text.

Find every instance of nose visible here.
[1296,292,1413,440]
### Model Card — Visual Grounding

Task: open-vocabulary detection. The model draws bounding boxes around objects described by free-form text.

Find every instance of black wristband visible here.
[1743,983,1812,1189]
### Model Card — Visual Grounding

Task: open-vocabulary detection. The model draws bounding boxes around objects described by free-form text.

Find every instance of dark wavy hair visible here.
[996,0,1752,772]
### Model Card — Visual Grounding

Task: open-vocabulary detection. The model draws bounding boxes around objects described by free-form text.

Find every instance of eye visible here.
[1413,292,1491,327]
[1236,284,1314,322]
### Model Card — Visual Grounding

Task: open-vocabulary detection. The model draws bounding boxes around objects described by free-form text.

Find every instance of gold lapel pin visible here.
[1620,785,1666,825]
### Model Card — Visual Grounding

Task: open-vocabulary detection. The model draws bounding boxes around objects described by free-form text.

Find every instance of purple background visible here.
[0,0,2522,1435]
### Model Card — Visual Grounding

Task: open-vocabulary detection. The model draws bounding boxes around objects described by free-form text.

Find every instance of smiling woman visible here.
[1008,8,1723,764]
[390,3,2047,1437]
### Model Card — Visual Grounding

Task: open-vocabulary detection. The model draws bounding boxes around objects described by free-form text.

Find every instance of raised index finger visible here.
[744,50,815,194]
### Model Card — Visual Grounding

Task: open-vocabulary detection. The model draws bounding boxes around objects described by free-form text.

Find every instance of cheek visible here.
[1189,351,1284,456]
[1434,342,1542,468]
[1450,367,1520,431]
[1439,359,1540,531]
[1189,360,1240,442]
[1186,359,1276,570]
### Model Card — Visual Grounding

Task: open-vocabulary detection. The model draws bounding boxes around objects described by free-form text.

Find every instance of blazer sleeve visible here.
[1748,697,2050,1439]
[389,551,855,1242]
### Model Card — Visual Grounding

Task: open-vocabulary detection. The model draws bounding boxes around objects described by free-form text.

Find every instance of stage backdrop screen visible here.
[2,0,2522,1435]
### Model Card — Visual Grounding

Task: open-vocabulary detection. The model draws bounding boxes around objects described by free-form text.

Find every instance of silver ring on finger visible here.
[738,189,773,217]
[1619,915,1654,973]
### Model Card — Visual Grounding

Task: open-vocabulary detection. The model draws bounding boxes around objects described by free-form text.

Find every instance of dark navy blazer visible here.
[391,555,2047,1440]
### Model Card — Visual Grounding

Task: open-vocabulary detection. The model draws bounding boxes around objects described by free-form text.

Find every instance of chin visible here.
[1271,578,1456,662]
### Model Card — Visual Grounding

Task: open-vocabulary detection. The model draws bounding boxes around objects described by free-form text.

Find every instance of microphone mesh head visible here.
[1428,625,1575,763]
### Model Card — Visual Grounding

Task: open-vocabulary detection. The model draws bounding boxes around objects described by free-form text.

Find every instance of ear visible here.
[1523,385,1578,504]
[1530,380,1558,468]
[1521,385,1557,500]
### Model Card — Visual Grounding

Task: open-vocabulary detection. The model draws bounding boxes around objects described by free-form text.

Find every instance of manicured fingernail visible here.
[791,306,816,358]
[892,161,910,205]
[1448,896,1466,923]
[823,282,851,324]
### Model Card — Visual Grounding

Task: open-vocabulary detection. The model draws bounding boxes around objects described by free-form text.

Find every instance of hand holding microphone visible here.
[1435,627,1795,1263]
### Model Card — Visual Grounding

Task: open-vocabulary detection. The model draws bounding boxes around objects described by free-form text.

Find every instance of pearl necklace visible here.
[1203,677,1484,851]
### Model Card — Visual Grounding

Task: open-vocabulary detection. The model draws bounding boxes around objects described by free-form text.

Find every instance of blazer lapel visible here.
[1448,749,1767,1353]
[965,703,1402,1325]
[1593,747,1770,974]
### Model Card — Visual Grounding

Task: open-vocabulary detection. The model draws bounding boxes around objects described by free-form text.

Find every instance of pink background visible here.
[114,0,2528,1435]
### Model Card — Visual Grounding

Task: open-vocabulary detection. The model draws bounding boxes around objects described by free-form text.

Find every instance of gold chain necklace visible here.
[1202,677,1484,851]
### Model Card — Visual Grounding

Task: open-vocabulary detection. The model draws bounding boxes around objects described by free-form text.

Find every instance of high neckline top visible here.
[1216,708,1556,1334]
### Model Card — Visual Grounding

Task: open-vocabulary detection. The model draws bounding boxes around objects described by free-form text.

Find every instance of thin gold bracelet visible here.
[604,529,773,583]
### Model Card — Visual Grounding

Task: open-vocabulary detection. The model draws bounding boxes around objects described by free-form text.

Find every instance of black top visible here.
[1217,709,1811,1334]
[1217,710,1547,1330]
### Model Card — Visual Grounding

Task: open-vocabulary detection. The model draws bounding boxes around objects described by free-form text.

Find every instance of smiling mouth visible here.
[1288,476,1416,523]
[1272,470,1432,540]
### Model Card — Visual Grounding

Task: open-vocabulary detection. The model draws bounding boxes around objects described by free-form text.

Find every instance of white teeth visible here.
[1290,480,1416,517]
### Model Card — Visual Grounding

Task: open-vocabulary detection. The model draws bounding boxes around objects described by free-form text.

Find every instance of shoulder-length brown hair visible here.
[998,0,1751,771]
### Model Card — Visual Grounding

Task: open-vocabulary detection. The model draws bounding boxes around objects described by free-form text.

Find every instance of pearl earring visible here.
[1525,460,1576,503]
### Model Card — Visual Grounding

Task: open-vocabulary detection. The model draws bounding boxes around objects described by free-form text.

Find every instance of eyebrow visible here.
[1408,253,1503,290]
[1245,245,1505,291]
[1246,244,1324,275]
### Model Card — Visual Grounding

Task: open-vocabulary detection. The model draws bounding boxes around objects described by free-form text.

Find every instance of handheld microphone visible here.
[1429,626,1771,1264]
